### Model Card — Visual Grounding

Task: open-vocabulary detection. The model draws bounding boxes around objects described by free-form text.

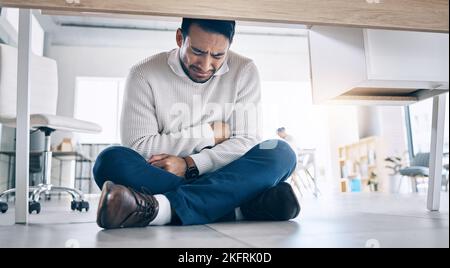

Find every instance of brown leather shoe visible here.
[97,181,159,229]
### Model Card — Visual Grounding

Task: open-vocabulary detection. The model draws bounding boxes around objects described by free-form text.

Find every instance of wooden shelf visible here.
[338,136,386,192]
[0,0,448,32]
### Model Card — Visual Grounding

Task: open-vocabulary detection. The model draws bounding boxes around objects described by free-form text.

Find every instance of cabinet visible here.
[338,136,387,192]
[309,26,449,105]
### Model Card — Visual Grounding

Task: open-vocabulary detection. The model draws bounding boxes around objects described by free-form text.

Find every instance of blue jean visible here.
[93,139,297,225]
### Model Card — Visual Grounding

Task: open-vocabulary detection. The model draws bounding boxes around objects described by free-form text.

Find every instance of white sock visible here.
[149,194,172,226]
[235,207,245,221]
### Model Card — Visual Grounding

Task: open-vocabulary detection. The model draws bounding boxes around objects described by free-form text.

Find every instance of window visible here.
[261,81,327,148]
[74,77,125,144]
[0,8,44,56]
[260,81,332,183]
[408,93,449,155]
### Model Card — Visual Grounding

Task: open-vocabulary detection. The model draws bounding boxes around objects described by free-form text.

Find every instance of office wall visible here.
[378,106,408,192]
[326,105,360,192]
[379,107,408,158]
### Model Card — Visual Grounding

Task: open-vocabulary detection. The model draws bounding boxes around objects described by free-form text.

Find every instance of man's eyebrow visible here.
[192,46,225,57]
[191,46,207,54]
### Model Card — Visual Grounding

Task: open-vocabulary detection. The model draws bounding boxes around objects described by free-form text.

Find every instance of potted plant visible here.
[384,155,404,193]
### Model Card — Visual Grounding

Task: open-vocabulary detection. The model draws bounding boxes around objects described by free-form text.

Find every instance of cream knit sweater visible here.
[120,48,262,175]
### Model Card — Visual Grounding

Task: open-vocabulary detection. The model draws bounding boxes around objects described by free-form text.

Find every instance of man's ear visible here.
[176,28,183,48]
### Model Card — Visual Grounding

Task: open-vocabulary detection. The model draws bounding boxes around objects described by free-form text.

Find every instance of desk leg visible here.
[427,94,446,211]
[59,159,63,199]
[75,159,79,190]
[7,156,12,202]
[79,160,84,191]
[15,9,32,224]
[89,161,93,194]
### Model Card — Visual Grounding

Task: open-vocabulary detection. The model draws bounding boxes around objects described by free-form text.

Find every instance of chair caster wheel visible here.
[78,200,89,212]
[0,202,8,213]
[71,200,89,212]
[29,201,41,214]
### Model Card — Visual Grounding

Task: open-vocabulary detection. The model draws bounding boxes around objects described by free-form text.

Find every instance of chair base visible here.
[0,126,95,215]
[0,185,89,214]
[290,168,321,197]
[0,202,7,213]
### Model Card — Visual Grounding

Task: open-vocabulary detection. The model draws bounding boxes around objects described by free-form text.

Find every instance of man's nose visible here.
[198,56,212,72]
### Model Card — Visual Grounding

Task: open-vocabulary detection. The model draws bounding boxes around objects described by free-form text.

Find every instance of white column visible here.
[427,94,446,211]
[357,106,381,139]
[15,9,32,224]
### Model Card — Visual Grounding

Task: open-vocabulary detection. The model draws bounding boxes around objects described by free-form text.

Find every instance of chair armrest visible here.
[0,114,102,133]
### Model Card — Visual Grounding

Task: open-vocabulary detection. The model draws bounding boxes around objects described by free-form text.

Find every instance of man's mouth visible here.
[191,67,212,78]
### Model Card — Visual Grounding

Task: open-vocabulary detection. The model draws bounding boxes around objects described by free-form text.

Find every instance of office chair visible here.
[443,163,449,192]
[291,149,320,197]
[399,153,429,192]
[0,44,101,214]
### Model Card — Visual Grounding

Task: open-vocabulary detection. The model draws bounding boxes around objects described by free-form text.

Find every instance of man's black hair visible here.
[181,18,236,43]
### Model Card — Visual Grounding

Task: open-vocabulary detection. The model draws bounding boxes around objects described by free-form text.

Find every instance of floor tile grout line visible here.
[204,224,258,248]
[353,211,450,221]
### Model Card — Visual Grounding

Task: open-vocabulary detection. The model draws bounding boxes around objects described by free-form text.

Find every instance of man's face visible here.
[176,24,230,83]
[277,131,287,139]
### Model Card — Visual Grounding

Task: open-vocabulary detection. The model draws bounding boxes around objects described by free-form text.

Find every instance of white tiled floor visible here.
[0,192,448,248]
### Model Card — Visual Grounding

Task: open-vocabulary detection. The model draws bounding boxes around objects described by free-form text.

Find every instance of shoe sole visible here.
[97,181,114,229]
[281,182,301,219]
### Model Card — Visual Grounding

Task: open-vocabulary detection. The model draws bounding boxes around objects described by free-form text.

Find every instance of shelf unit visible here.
[338,136,386,192]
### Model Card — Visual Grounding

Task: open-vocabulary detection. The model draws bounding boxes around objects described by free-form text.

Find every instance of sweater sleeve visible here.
[190,61,263,175]
[120,68,215,159]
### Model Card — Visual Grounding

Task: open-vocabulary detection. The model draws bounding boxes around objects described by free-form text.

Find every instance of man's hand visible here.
[210,121,231,145]
[148,154,187,177]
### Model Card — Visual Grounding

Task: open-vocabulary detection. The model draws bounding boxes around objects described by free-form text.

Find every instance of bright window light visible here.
[409,93,449,155]
[74,77,125,144]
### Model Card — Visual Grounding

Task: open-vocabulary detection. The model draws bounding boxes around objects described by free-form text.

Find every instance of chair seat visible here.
[399,166,429,177]
[0,114,101,133]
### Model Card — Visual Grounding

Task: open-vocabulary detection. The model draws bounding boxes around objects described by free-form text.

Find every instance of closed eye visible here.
[212,54,224,59]
[191,47,206,55]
